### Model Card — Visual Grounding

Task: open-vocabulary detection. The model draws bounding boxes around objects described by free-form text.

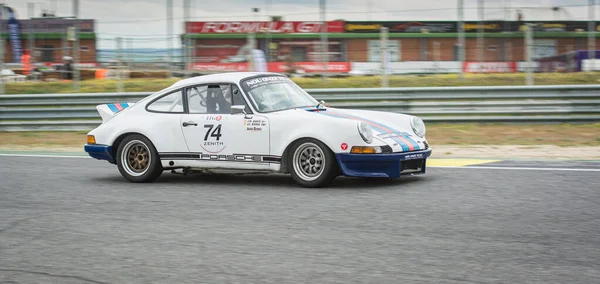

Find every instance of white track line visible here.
[430,165,600,172]
[2,153,600,172]
[0,153,89,159]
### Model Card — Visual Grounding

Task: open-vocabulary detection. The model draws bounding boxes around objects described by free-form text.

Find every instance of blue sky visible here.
[1,0,596,49]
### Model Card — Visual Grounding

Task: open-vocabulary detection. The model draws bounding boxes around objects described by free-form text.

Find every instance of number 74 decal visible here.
[204,124,223,141]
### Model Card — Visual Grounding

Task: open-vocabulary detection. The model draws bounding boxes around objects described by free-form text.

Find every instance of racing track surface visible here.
[1,155,600,283]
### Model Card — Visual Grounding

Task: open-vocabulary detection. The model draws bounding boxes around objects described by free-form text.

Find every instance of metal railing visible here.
[1,85,599,131]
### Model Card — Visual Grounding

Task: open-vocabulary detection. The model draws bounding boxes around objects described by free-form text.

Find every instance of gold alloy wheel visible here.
[120,140,151,177]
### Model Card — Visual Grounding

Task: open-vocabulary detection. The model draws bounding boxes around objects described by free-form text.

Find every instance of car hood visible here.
[279,106,428,152]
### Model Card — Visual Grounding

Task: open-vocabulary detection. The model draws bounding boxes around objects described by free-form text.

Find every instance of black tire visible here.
[115,134,163,183]
[287,138,338,188]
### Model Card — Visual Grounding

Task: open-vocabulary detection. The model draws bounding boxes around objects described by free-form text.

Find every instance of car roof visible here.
[169,72,285,88]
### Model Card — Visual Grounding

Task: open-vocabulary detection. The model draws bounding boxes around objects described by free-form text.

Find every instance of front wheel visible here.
[288,138,338,188]
[116,134,163,182]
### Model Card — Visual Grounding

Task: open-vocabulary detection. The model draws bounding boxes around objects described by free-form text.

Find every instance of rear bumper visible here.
[336,149,432,178]
[84,144,115,164]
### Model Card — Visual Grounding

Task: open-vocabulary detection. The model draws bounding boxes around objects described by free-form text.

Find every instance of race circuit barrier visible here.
[1,84,599,131]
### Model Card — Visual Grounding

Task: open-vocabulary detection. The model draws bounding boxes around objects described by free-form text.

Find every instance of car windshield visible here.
[240,75,319,112]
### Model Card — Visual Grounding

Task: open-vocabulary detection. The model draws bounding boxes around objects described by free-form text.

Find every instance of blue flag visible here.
[5,6,23,63]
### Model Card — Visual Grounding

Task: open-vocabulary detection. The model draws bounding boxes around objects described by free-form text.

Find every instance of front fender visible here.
[270,116,382,157]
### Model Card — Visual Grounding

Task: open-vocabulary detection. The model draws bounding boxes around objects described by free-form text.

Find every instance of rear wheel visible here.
[116,134,163,182]
[288,138,338,188]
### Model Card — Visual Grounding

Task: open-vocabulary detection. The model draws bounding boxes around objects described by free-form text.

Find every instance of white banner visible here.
[351,61,461,75]
[350,61,540,75]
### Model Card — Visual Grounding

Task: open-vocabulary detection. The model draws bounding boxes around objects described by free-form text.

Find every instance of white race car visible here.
[84,72,432,187]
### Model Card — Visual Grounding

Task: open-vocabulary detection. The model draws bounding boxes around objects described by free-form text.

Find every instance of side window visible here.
[146,90,184,113]
[230,85,252,114]
[186,84,251,114]
[186,85,208,114]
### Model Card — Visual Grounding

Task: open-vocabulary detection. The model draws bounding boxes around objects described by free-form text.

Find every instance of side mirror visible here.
[231,105,246,115]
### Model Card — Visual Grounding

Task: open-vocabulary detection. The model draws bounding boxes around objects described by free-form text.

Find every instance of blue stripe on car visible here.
[303,107,420,151]
[107,103,119,112]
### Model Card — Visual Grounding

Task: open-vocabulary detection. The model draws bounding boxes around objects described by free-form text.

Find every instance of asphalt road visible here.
[1,155,599,284]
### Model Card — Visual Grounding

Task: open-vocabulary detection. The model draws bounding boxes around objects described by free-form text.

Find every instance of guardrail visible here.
[1,85,599,131]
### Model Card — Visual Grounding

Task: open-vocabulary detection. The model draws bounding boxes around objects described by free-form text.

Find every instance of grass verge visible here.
[1,123,599,150]
[3,72,599,94]
[427,123,600,146]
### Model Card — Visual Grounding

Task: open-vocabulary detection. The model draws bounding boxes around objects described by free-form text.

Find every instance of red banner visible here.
[42,62,99,68]
[193,62,351,73]
[268,62,351,73]
[193,63,249,72]
[186,21,345,34]
[463,62,518,73]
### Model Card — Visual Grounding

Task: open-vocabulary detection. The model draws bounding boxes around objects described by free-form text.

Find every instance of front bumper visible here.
[336,149,432,178]
[84,144,115,164]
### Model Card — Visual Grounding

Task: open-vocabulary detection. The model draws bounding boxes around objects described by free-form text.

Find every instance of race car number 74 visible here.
[204,124,222,141]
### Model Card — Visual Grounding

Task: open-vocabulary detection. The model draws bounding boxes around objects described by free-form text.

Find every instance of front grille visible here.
[401,159,425,174]
[423,141,429,149]
[402,159,424,170]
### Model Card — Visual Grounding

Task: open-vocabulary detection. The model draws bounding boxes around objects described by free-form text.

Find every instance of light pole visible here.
[184,0,190,77]
[458,0,465,79]
[265,0,271,62]
[72,0,80,90]
[0,3,4,94]
[167,0,172,72]
[477,0,484,67]
[27,3,36,69]
[320,0,328,82]
[589,0,596,72]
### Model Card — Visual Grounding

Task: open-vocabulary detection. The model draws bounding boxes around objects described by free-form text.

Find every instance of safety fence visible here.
[1,84,599,131]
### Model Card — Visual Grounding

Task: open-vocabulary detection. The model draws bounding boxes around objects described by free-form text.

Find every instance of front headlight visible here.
[410,116,426,138]
[357,121,373,144]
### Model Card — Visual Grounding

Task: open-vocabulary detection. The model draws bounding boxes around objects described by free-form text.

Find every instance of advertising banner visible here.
[268,62,351,73]
[185,20,599,34]
[536,50,600,72]
[344,21,508,33]
[342,21,599,33]
[193,62,351,73]
[193,63,249,72]
[41,62,99,68]
[463,62,518,73]
[345,21,458,33]
[0,19,95,33]
[461,21,505,33]
[185,21,345,33]
[516,21,590,32]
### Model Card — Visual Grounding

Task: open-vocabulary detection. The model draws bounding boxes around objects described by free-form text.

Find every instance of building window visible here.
[291,46,306,62]
[367,40,401,62]
[533,39,557,60]
[40,45,54,62]
[277,40,343,63]
[576,38,585,51]
[80,46,90,52]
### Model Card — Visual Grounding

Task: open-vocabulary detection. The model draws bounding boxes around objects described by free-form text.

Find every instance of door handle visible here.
[182,121,198,127]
